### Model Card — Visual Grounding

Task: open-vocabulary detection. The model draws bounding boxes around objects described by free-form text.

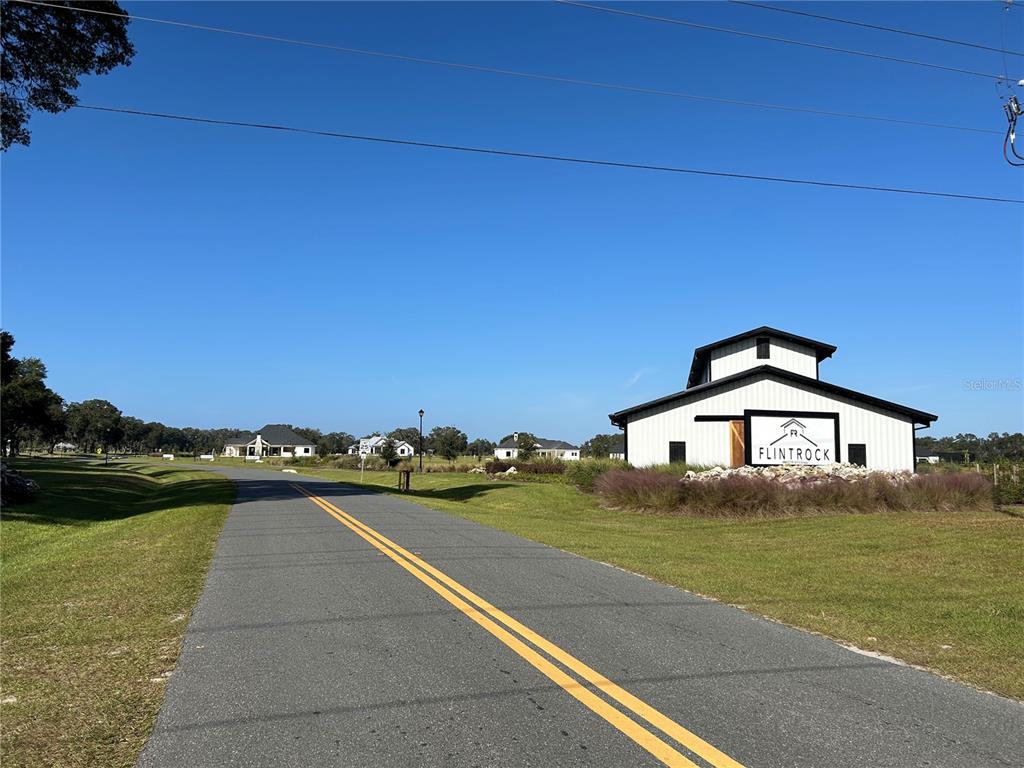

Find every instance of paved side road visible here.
[138,465,1023,767]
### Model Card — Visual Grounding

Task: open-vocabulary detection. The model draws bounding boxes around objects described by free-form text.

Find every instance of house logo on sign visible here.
[771,419,816,447]
[759,418,831,463]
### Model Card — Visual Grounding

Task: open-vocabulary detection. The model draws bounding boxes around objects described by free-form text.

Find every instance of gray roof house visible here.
[608,436,626,460]
[494,433,580,461]
[223,425,316,459]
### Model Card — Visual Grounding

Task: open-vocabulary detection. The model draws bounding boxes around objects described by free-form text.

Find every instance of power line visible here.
[7,0,998,136]
[729,0,1024,57]
[67,103,1022,204]
[557,0,1021,82]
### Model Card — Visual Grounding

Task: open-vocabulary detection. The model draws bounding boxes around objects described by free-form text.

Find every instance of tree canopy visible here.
[2,0,135,149]
[65,399,123,453]
[429,426,468,461]
[388,426,421,449]
[0,343,63,455]
[581,433,622,459]
[515,432,539,460]
[467,438,496,457]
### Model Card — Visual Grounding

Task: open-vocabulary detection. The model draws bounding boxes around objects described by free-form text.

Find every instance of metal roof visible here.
[223,424,314,446]
[496,436,580,450]
[686,327,837,389]
[610,366,936,427]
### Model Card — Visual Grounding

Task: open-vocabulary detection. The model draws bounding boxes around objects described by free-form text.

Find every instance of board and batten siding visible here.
[709,337,818,381]
[625,373,914,471]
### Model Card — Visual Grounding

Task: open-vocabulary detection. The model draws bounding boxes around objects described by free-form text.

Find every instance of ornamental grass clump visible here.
[564,458,630,491]
[594,470,681,511]
[904,471,994,511]
[595,466,995,517]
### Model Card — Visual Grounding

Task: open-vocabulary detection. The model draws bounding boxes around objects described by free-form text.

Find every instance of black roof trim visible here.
[609,365,936,427]
[224,424,314,446]
[496,436,579,450]
[686,327,837,388]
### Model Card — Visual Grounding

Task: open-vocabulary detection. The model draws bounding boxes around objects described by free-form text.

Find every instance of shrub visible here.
[485,459,566,475]
[565,459,630,492]
[329,454,361,469]
[905,472,995,510]
[362,455,388,471]
[651,462,715,477]
[596,469,995,517]
[284,456,321,467]
[595,470,681,510]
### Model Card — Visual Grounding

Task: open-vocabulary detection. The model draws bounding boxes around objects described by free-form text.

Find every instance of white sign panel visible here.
[747,412,838,466]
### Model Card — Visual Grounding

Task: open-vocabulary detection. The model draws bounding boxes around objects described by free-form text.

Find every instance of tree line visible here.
[916,433,1024,463]
[0,332,495,458]
[12,332,1015,462]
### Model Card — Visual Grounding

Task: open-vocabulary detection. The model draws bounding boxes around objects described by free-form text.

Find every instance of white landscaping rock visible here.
[683,463,912,487]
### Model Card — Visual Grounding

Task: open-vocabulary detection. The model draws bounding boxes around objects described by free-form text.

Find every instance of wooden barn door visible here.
[729,420,745,467]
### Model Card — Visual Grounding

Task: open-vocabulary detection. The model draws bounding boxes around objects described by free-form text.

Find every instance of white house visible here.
[347,435,416,458]
[222,425,316,459]
[609,327,936,472]
[608,437,626,461]
[494,433,581,461]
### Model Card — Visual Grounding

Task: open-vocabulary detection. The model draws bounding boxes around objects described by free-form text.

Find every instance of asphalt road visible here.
[138,465,1023,768]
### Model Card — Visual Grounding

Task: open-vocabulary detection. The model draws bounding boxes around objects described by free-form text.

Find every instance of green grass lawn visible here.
[0,459,234,768]
[287,466,1024,700]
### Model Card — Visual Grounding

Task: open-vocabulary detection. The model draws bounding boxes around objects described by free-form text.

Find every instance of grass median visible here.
[285,465,1024,700]
[0,459,234,768]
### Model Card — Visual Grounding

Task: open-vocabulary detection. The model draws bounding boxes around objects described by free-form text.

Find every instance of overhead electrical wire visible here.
[6,0,999,136]
[728,0,1024,57]
[556,0,1022,82]
[65,103,1023,204]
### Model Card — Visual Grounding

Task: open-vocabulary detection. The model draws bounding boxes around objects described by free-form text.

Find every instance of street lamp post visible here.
[418,409,424,473]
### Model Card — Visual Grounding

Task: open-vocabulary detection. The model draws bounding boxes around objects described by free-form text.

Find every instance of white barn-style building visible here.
[609,327,936,472]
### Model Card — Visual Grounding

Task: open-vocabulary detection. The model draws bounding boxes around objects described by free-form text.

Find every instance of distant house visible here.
[608,437,626,461]
[915,446,939,464]
[222,425,316,459]
[494,433,580,461]
[936,449,975,464]
[347,435,416,458]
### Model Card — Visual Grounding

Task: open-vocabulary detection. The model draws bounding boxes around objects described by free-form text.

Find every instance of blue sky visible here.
[2,1,1022,442]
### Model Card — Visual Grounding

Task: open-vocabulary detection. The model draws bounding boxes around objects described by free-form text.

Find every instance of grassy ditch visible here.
[0,459,234,768]
[281,465,1024,699]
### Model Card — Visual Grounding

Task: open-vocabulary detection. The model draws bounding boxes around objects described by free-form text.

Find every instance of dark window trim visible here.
[668,440,686,464]
[848,443,867,467]
[743,409,841,466]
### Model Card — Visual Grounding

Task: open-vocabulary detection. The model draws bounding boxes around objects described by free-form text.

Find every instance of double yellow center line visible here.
[292,484,744,768]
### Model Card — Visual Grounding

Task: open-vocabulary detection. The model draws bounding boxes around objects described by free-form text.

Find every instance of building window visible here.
[756,337,770,359]
[506,450,511,457]
[669,441,686,464]
[848,444,866,467]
